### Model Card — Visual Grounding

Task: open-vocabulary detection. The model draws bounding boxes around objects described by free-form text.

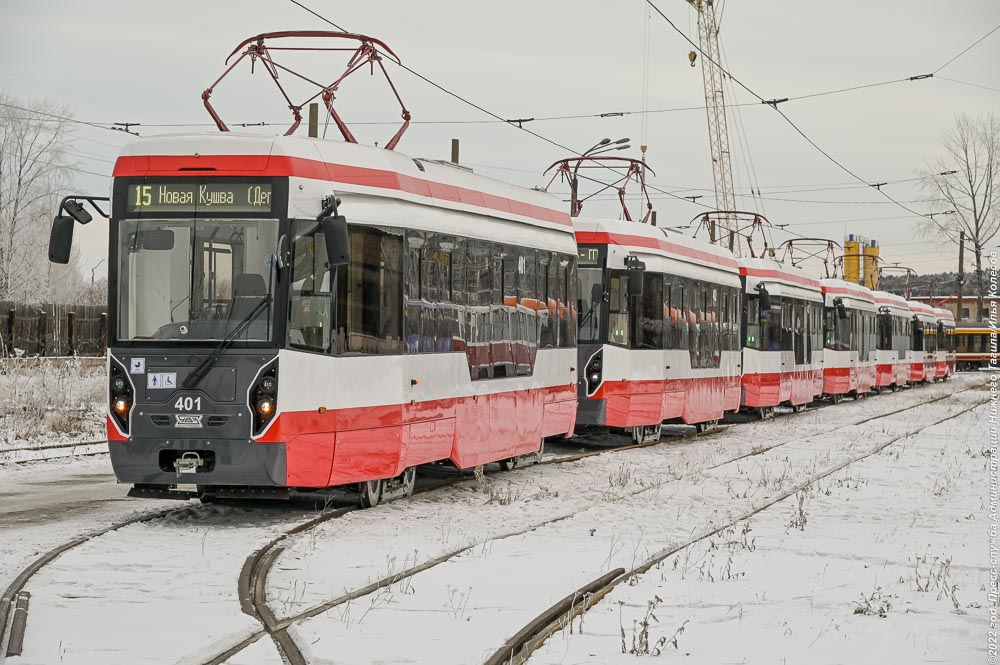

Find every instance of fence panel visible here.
[1,301,107,357]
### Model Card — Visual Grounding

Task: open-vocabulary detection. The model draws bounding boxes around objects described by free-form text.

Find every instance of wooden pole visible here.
[956,230,965,321]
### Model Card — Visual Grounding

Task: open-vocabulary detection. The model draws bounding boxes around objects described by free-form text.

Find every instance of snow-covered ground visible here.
[0,357,104,450]
[1,375,987,665]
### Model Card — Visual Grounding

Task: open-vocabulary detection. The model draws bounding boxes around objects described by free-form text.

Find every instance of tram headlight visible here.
[250,364,278,435]
[585,350,604,396]
[108,360,133,433]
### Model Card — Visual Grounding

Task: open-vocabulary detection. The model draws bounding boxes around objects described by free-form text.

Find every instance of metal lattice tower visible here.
[687,0,738,255]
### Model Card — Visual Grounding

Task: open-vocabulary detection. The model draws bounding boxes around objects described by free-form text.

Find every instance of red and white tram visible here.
[907,300,939,384]
[933,307,957,379]
[872,290,912,391]
[574,218,742,440]
[52,133,580,503]
[738,258,824,414]
[820,278,877,400]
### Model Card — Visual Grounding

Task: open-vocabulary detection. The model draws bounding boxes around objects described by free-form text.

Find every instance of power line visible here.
[934,23,1000,74]
[284,0,712,211]
[937,76,1000,94]
[644,0,961,243]
[0,101,132,136]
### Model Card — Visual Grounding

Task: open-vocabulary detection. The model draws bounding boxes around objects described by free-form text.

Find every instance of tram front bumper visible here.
[108,438,287,487]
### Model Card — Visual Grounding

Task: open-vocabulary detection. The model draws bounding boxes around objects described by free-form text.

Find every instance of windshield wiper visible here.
[183,296,271,389]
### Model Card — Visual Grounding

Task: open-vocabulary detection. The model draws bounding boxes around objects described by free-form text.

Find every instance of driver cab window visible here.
[289,221,333,352]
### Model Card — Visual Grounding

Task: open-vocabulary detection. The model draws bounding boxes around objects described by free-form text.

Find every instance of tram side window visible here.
[825,307,851,351]
[288,222,333,353]
[539,253,555,349]
[638,272,663,349]
[608,271,630,346]
[561,257,578,348]
[672,283,688,352]
[793,301,806,365]
[746,294,761,349]
[465,239,493,380]
[337,227,404,355]
[763,297,783,352]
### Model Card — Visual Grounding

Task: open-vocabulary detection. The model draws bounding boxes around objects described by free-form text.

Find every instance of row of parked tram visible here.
[575,216,957,440]
[48,132,958,505]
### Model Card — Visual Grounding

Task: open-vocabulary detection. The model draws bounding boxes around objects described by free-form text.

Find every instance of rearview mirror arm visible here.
[58,195,110,222]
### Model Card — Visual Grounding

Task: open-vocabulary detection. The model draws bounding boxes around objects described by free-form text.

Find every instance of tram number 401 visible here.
[175,396,203,412]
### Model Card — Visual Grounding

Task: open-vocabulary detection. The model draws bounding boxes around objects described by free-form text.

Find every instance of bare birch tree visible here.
[0,93,75,302]
[919,112,1000,321]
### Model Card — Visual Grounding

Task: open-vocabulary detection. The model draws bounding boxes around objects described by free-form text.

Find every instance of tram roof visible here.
[112,133,573,234]
[572,217,738,273]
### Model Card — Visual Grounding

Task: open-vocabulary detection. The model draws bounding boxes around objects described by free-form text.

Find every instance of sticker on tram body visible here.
[147,372,177,389]
[130,358,145,374]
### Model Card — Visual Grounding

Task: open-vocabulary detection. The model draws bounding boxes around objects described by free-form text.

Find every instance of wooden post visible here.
[6,308,13,357]
[308,103,319,138]
[956,230,965,321]
[100,312,108,356]
[37,306,48,357]
[451,138,460,164]
[67,311,76,356]
[650,211,657,227]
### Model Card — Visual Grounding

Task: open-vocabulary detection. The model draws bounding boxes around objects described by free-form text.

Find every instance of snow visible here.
[1,375,986,664]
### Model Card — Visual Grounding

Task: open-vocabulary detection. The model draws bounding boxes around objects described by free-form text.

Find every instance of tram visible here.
[872,290,912,391]
[738,257,824,415]
[951,321,992,371]
[933,307,957,379]
[49,134,579,504]
[820,278,877,401]
[574,218,742,441]
[907,300,939,384]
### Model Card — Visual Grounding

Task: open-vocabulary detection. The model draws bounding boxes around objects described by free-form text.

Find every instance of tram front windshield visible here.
[117,218,279,343]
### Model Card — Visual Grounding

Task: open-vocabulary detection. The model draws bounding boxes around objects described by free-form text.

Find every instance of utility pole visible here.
[956,230,965,321]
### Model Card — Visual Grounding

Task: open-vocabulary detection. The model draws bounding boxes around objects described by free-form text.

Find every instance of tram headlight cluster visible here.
[250,365,278,435]
[585,350,603,395]
[109,362,133,433]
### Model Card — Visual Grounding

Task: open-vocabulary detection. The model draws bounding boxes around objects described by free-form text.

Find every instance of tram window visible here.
[671,283,687,352]
[465,240,493,380]
[746,294,761,349]
[289,223,332,353]
[577,265,604,345]
[608,271,630,346]
[706,288,720,367]
[560,256,577,348]
[638,273,663,349]
[404,238,423,354]
[337,227,404,355]
[763,297,782,352]
[662,279,674,349]
[539,253,555,349]
[793,301,805,364]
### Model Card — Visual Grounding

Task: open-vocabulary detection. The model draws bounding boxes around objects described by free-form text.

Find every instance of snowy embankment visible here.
[530,392,987,664]
[0,356,105,452]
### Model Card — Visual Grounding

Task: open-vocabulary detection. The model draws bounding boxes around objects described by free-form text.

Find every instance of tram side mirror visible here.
[48,215,75,264]
[756,284,771,312]
[139,229,175,251]
[322,215,351,266]
[834,298,848,320]
[625,256,645,298]
[590,283,604,304]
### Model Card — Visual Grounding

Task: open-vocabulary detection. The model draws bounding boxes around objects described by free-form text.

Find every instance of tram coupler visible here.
[174,451,207,477]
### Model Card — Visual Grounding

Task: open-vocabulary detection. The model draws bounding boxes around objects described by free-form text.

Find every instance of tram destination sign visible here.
[126,182,273,214]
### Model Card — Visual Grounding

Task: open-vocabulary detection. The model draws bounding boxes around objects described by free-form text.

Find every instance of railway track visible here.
[0,378,976,663]
[189,378,981,665]
[0,439,107,465]
[488,392,988,665]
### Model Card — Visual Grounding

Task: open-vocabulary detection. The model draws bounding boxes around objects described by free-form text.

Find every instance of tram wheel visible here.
[399,466,416,498]
[831,393,843,405]
[358,479,384,508]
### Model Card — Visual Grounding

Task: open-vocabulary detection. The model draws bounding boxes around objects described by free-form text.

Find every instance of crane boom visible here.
[687,0,738,255]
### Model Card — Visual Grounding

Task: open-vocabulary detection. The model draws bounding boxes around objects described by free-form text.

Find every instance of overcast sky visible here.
[2,0,998,285]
